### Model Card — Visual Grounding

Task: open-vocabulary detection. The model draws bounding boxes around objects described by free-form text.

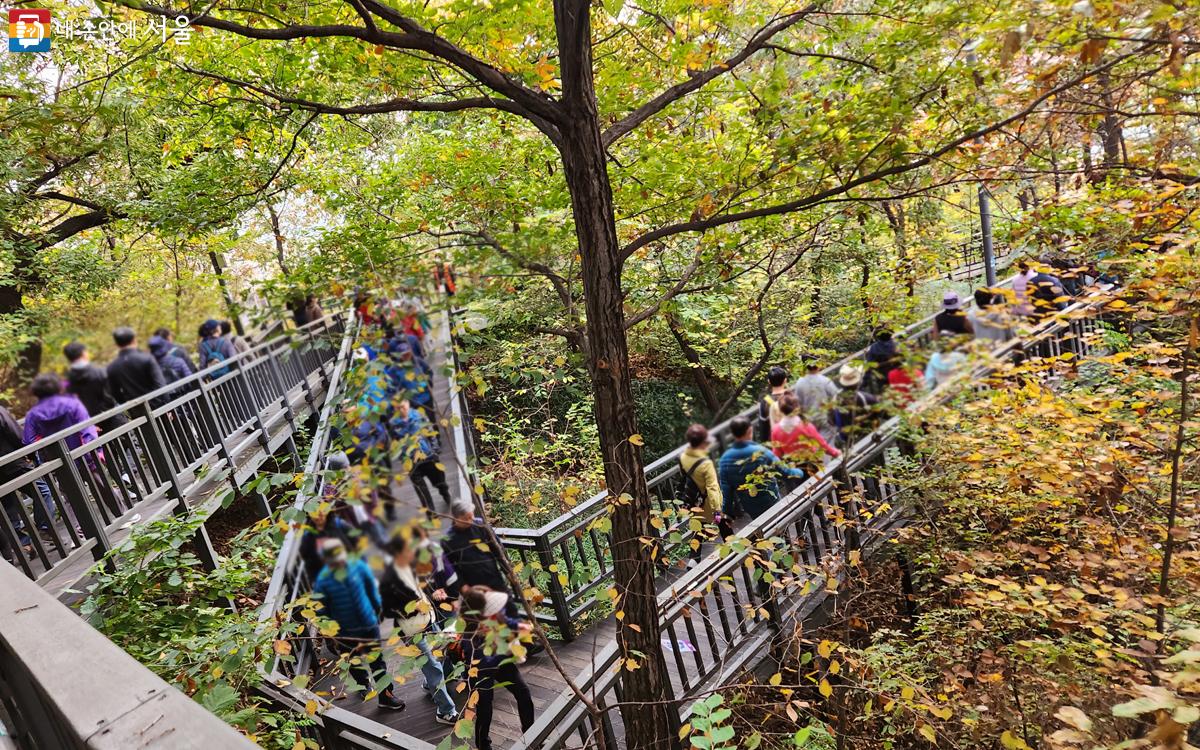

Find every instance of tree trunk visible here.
[1097,71,1123,173]
[554,0,678,745]
[208,250,245,337]
[667,313,722,413]
[881,201,914,297]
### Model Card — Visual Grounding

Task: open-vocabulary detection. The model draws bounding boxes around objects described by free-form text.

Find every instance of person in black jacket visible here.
[63,342,127,433]
[379,534,459,724]
[442,502,510,595]
[152,328,197,375]
[106,327,167,405]
[442,502,540,658]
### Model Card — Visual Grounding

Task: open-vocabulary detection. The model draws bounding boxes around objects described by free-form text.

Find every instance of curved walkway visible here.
[263,278,1114,749]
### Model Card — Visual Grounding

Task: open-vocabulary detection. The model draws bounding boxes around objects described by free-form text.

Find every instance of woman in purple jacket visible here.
[23,374,98,450]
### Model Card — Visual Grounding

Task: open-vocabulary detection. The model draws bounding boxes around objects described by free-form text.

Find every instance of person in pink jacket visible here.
[770,392,839,477]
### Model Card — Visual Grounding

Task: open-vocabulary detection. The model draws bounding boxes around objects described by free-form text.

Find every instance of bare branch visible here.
[623,245,704,329]
[602,7,817,147]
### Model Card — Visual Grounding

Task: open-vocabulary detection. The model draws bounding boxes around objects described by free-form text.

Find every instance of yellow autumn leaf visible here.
[818,679,833,697]
[629,433,645,446]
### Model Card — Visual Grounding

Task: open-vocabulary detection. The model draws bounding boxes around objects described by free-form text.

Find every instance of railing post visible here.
[194,380,238,494]
[267,354,303,465]
[45,439,112,571]
[137,402,219,571]
[234,360,273,454]
[535,535,575,641]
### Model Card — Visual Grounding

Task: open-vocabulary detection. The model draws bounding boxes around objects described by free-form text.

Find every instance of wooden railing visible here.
[0,312,346,588]
[514,286,1113,749]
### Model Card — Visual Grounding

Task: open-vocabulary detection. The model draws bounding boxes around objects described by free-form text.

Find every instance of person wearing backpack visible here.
[679,424,725,567]
[197,319,235,377]
[148,335,193,387]
[718,416,805,521]
[756,366,790,443]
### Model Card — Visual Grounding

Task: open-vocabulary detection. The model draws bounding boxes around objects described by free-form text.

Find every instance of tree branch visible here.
[623,245,704,329]
[620,46,1153,259]
[129,2,562,127]
[35,208,120,250]
[33,190,105,212]
[602,7,817,147]
[763,43,880,72]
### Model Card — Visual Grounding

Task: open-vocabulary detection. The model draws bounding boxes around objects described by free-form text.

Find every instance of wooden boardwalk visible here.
[304,315,631,747]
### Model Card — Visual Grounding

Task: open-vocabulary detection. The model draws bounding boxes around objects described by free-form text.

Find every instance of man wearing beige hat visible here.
[829,365,879,446]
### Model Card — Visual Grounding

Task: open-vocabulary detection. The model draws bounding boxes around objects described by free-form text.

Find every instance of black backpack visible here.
[678,456,710,509]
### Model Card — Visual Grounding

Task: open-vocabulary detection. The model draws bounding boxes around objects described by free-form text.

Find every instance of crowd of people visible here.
[294,290,539,749]
[671,258,1108,564]
[2,318,259,562]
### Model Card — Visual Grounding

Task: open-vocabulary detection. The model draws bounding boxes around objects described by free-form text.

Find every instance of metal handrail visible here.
[2,313,341,466]
[1,308,347,587]
[490,275,1022,635]
[514,283,1116,749]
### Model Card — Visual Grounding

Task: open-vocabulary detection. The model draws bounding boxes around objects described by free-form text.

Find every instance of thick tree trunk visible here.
[667,313,722,413]
[554,0,678,745]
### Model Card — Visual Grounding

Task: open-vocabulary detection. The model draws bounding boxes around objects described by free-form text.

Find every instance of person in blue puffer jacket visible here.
[717,415,805,520]
[312,538,404,710]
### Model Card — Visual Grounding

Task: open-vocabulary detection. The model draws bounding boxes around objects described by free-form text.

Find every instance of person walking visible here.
[717,416,805,521]
[304,295,325,324]
[1012,260,1037,316]
[380,534,459,725]
[24,374,99,452]
[391,399,451,517]
[106,327,167,404]
[864,330,899,392]
[828,366,880,447]
[220,321,251,356]
[771,392,839,477]
[63,342,127,432]
[924,341,967,388]
[931,292,974,339]
[443,503,511,597]
[0,405,51,560]
[311,538,405,710]
[679,424,725,567]
[197,319,236,376]
[148,335,193,386]
[756,366,790,443]
[886,355,925,407]
[298,503,352,581]
[458,584,535,750]
[969,288,1015,344]
[23,374,116,518]
[152,328,197,375]
[794,359,840,444]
